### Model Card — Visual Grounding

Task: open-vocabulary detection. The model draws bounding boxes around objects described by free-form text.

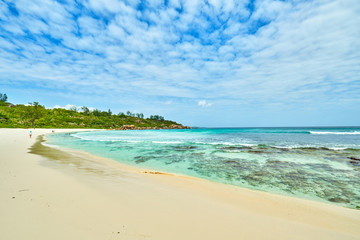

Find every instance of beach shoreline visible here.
[1,128,360,240]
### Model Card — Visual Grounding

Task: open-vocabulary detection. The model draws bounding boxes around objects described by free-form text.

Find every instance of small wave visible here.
[152,141,183,144]
[70,135,143,143]
[194,141,224,145]
[70,134,99,141]
[328,147,347,150]
[121,140,142,143]
[271,144,324,150]
[270,145,354,151]
[272,145,297,149]
[309,131,360,135]
[194,142,256,146]
[99,139,143,143]
[209,142,236,145]
[70,134,86,139]
[42,142,62,149]
[240,143,257,147]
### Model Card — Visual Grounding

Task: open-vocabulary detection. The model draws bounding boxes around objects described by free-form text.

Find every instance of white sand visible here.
[1,128,359,240]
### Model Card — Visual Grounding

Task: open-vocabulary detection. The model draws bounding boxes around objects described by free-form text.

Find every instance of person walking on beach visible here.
[29,130,32,139]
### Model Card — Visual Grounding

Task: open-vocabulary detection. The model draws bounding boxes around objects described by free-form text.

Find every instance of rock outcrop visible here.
[114,124,191,130]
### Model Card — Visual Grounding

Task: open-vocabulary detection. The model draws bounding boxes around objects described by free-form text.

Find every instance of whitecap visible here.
[152,141,183,144]
[310,131,360,135]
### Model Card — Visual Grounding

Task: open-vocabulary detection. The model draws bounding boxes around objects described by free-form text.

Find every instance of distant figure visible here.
[52,130,55,133]
[29,130,32,139]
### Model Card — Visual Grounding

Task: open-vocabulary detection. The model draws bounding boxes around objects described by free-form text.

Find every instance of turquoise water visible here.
[47,127,360,209]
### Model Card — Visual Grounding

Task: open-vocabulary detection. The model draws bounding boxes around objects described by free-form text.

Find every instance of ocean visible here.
[47,127,360,209]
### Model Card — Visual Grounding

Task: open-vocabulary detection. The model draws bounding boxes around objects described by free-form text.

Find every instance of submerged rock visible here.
[134,156,152,163]
[174,146,197,151]
[248,150,265,154]
[224,160,240,166]
[348,156,360,161]
[328,197,350,203]
[219,146,252,150]
[267,160,283,164]
[349,161,360,166]
[348,156,360,166]
[114,124,191,130]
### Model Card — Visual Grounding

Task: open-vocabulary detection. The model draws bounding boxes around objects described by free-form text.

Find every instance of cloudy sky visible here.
[0,0,359,127]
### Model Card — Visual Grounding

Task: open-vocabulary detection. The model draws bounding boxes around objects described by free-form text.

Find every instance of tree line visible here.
[0,93,171,129]
[64,105,161,121]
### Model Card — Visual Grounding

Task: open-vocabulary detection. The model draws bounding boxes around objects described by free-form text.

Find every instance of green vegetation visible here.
[0,93,187,129]
[21,102,45,128]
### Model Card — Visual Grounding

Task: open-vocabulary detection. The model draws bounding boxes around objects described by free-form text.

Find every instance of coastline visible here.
[1,129,360,239]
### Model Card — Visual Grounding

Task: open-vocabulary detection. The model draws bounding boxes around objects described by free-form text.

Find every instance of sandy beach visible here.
[1,128,359,240]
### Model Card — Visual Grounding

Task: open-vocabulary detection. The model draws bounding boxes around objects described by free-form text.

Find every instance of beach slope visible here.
[1,129,359,240]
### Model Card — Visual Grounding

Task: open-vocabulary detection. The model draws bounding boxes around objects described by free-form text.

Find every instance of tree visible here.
[22,102,45,128]
[81,106,90,115]
[0,93,7,102]
[100,111,109,117]
[107,109,112,116]
[69,106,77,112]
[149,115,164,121]
[136,113,144,119]
[92,109,101,116]
[126,111,135,117]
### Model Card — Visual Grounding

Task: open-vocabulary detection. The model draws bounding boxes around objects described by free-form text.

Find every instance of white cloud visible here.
[198,100,212,107]
[53,104,77,110]
[0,0,359,125]
[52,104,95,112]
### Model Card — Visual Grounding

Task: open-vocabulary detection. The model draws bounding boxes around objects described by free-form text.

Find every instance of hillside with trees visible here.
[0,93,189,129]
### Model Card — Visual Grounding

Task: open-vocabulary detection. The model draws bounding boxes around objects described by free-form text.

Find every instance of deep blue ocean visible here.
[47,127,360,209]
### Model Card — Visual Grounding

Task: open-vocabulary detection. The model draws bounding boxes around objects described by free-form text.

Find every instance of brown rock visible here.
[348,157,360,161]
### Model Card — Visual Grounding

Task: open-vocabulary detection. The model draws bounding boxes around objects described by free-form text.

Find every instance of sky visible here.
[0,0,359,127]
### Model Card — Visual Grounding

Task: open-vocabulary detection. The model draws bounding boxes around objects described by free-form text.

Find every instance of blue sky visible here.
[0,0,359,127]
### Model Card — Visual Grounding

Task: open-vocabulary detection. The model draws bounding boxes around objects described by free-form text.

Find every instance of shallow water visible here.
[47,127,360,209]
